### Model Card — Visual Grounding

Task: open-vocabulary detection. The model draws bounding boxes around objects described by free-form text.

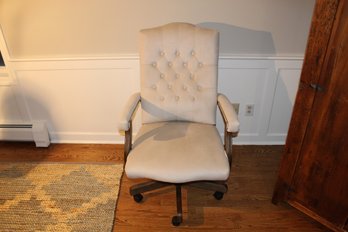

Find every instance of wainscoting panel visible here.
[218,58,302,144]
[267,68,302,141]
[11,58,140,143]
[1,56,302,144]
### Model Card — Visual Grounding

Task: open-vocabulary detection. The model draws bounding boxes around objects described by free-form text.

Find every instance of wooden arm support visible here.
[124,121,133,161]
[120,94,141,161]
[218,101,239,166]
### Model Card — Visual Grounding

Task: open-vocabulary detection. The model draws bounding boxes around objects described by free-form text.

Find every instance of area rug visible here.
[0,163,123,232]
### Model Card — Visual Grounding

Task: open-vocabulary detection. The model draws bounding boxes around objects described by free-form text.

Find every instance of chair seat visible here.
[125,122,230,183]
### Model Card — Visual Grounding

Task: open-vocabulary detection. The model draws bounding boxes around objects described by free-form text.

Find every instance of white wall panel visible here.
[0,85,23,123]
[267,68,301,137]
[13,59,140,143]
[218,68,269,135]
[1,56,302,144]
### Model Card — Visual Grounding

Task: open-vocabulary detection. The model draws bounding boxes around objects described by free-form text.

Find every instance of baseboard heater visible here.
[0,121,50,147]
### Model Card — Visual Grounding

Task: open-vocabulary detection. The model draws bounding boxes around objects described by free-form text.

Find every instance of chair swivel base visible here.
[130,180,228,226]
[133,193,143,203]
[172,215,183,226]
[213,191,225,200]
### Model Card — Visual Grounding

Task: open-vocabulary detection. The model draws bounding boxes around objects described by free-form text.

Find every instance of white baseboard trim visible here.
[47,131,285,145]
[49,132,124,144]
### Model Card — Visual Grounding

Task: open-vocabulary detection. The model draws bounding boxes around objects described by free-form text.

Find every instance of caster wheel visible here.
[172,215,182,226]
[133,193,143,203]
[213,191,224,200]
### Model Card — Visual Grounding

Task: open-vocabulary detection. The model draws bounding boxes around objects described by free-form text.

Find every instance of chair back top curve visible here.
[139,22,219,124]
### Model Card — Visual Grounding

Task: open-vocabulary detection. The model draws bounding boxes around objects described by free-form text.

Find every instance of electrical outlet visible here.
[245,104,254,116]
[232,103,239,114]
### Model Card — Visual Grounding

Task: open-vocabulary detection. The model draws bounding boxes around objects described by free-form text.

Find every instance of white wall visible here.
[0,0,315,58]
[0,0,314,144]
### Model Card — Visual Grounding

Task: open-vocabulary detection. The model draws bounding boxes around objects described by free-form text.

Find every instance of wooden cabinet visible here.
[272,0,348,231]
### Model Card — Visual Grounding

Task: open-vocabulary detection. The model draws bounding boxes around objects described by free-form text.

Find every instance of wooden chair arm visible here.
[119,93,141,161]
[217,94,239,166]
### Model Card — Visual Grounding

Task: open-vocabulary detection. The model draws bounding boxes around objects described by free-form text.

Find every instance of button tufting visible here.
[190,73,195,79]
[175,51,180,57]
[175,96,180,101]
[175,74,180,79]
[160,96,165,101]
[168,84,172,89]
[160,51,165,56]
[168,62,173,67]
[160,73,165,78]
[199,62,203,67]
[192,96,196,101]
[152,62,157,67]
[197,85,202,91]
[183,62,188,67]
[183,85,187,91]
[152,85,157,90]
[191,51,195,56]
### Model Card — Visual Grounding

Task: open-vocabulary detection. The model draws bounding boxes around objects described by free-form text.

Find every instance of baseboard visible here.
[49,132,125,144]
[47,132,285,145]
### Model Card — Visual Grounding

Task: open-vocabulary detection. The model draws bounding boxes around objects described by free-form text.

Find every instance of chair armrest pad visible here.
[118,92,141,131]
[217,93,240,133]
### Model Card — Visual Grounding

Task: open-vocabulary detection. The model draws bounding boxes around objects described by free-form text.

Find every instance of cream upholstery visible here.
[125,122,230,183]
[119,23,239,225]
[139,23,219,125]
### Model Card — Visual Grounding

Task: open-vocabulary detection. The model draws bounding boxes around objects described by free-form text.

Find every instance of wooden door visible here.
[273,0,348,231]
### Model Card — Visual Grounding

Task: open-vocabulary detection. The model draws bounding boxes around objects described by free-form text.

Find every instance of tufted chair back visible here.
[139,22,219,125]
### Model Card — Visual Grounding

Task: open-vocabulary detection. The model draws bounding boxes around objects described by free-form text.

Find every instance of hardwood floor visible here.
[0,142,328,231]
[0,142,123,163]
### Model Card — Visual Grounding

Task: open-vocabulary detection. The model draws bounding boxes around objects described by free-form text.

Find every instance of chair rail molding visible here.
[1,54,303,144]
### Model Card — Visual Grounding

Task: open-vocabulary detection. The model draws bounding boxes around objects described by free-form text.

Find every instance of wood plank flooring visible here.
[0,142,328,231]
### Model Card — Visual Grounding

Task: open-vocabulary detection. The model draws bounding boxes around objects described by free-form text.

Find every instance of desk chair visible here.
[119,22,239,226]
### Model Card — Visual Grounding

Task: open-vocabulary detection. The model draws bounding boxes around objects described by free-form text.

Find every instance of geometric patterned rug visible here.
[0,163,123,232]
